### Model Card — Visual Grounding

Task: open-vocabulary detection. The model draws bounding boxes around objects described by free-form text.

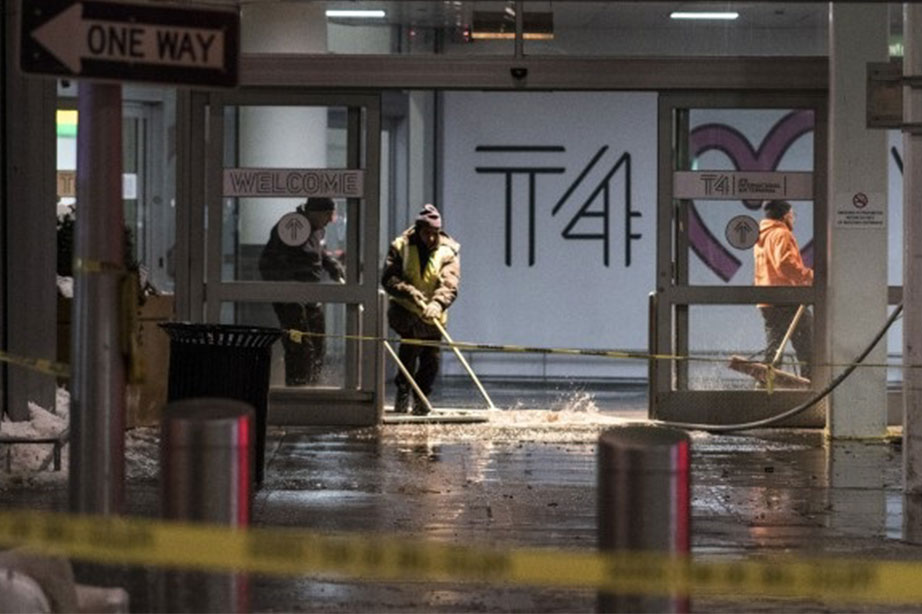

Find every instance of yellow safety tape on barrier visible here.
[1,510,922,604]
[285,328,687,364]
[72,258,125,275]
[284,327,922,373]
[0,350,69,378]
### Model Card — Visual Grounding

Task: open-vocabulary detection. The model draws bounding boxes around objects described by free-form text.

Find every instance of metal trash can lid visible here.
[159,322,282,348]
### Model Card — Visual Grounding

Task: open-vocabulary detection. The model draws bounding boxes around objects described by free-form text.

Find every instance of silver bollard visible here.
[160,398,254,613]
[597,425,691,613]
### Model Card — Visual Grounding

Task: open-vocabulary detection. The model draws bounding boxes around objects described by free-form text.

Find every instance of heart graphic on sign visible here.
[687,110,815,282]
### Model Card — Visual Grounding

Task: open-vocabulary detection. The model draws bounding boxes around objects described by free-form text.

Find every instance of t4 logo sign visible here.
[475,145,642,267]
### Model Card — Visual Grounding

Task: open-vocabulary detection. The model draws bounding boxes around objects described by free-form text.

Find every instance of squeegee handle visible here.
[770,304,806,368]
[432,319,496,410]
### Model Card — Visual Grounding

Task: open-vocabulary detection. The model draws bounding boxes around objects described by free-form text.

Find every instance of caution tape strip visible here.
[0,323,906,382]
[0,350,69,378]
[0,510,920,604]
[284,328,916,371]
[72,258,126,275]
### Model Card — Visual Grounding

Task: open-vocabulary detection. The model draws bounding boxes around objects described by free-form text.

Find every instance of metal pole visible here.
[376,290,387,419]
[905,2,922,494]
[69,82,125,515]
[160,398,254,613]
[648,292,657,417]
[513,0,524,59]
[432,319,496,410]
[597,426,691,613]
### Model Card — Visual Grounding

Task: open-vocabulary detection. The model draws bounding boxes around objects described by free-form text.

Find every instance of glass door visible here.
[180,89,382,425]
[652,92,828,426]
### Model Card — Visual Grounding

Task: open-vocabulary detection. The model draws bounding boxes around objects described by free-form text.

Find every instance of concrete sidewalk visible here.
[3,402,922,612]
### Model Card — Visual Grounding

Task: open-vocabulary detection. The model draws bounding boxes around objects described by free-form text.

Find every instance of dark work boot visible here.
[411,396,430,416]
[394,389,410,413]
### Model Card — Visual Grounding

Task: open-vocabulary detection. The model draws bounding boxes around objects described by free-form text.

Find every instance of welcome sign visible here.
[223,168,364,198]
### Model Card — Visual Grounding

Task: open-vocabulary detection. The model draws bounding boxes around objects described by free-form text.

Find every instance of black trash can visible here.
[159,322,281,486]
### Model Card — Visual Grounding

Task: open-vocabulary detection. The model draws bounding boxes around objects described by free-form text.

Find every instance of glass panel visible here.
[221,105,351,283]
[683,304,814,391]
[221,301,348,388]
[684,108,815,288]
[122,116,143,266]
[325,1,514,55]
[887,303,902,387]
[888,129,903,287]
[524,2,827,57]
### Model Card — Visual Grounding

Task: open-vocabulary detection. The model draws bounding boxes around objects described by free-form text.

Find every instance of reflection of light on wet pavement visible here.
[379,411,641,445]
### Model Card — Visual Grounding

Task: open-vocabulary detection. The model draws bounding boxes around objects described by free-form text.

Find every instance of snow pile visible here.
[0,388,161,487]
[0,388,70,485]
[57,276,73,299]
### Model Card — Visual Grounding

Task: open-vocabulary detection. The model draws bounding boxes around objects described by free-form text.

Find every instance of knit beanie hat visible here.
[763,200,792,220]
[304,197,335,212]
[415,204,442,229]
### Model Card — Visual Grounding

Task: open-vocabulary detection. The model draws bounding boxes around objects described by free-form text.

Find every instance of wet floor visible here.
[4,384,922,612]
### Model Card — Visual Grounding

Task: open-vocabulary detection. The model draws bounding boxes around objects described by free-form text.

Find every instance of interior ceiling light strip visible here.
[670,11,739,20]
[325,9,386,18]
[470,32,554,40]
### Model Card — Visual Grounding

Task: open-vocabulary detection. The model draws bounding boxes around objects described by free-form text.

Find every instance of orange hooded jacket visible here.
[753,218,813,288]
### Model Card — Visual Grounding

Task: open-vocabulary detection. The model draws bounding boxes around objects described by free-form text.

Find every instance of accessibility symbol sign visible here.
[20,0,239,87]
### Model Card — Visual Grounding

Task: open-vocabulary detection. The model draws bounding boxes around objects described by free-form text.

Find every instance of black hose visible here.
[651,303,904,433]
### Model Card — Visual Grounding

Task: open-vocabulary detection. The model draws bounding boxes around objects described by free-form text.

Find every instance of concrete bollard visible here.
[597,425,691,613]
[160,398,254,613]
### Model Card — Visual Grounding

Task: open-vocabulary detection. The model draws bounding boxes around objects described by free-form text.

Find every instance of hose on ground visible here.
[651,303,904,434]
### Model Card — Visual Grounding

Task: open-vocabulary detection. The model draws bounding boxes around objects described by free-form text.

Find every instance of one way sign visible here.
[20,0,238,87]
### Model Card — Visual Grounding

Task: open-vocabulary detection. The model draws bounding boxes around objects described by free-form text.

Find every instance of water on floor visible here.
[3,385,922,612]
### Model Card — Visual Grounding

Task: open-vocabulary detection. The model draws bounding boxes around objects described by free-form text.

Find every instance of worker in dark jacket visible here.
[381,204,460,415]
[753,199,814,380]
[259,197,344,386]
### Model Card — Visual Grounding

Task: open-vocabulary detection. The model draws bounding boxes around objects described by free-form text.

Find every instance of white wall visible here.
[441,92,657,378]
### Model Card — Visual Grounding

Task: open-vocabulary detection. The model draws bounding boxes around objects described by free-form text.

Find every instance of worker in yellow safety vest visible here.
[381,204,461,415]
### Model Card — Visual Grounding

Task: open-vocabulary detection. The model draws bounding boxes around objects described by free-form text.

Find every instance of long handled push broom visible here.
[728,305,811,389]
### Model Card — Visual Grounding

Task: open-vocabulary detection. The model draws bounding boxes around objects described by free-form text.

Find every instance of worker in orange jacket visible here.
[753,200,813,380]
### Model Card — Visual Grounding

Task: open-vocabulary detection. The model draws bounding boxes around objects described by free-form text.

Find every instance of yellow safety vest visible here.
[390,236,453,324]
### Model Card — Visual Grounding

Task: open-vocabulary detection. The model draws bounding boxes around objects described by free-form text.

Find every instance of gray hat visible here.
[415,203,442,229]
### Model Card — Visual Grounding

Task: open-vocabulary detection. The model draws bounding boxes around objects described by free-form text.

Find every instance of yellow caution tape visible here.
[283,328,917,372]
[285,328,686,363]
[0,510,919,604]
[0,350,69,378]
[72,258,125,275]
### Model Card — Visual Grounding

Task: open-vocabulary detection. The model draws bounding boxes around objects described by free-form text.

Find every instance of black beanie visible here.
[763,200,792,220]
[304,197,335,212]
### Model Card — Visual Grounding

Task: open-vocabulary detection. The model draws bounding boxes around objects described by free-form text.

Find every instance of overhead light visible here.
[325,9,386,19]
[471,11,554,41]
[670,11,739,20]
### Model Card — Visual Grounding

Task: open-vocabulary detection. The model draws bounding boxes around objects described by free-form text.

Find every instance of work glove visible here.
[328,261,345,283]
[422,301,442,321]
[408,287,428,309]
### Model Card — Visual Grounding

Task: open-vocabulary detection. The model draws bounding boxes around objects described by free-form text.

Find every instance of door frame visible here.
[651,91,829,426]
[177,88,383,425]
